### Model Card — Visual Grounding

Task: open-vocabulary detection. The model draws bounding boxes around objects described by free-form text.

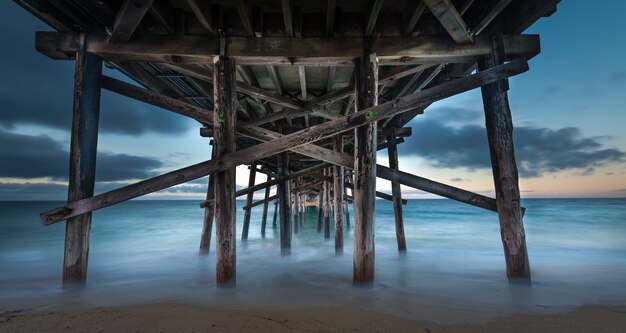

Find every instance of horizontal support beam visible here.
[243,194,278,211]
[36,32,540,65]
[41,61,527,224]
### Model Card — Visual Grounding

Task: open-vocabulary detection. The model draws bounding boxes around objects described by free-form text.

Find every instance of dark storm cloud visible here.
[399,109,625,177]
[0,2,193,135]
[0,131,162,181]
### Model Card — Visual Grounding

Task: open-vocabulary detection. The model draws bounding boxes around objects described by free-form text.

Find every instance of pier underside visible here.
[16,0,560,286]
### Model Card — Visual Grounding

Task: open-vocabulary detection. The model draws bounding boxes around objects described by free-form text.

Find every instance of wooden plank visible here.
[281,0,293,37]
[260,175,271,237]
[365,0,384,36]
[36,32,541,65]
[109,0,153,43]
[241,162,257,240]
[353,51,378,285]
[379,64,434,86]
[63,34,102,286]
[213,56,237,287]
[277,151,291,255]
[386,129,406,251]
[402,2,426,36]
[478,35,530,281]
[186,0,214,34]
[333,136,344,255]
[422,0,473,44]
[41,61,528,224]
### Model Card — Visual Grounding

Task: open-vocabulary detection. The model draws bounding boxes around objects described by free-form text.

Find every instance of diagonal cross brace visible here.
[41,61,528,225]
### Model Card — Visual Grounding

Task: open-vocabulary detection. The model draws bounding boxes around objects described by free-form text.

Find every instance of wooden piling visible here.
[478,35,530,282]
[272,198,278,228]
[323,167,331,239]
[213,55,237,287]
[353,49,378,285]
[317,190,324,233]
[242,162,257,240]
[277,151,291,255]
[260,174,271,238]
[333,136,344,254]
[63,33,102,286]
[199,149,216,255]
[293,185,300,234]
[386,128,407,252]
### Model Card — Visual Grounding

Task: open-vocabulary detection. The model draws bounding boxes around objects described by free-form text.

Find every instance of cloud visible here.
[399,111,626,178]
[610,71,626,82]
[0,2,194,136]
[0,131,162,181]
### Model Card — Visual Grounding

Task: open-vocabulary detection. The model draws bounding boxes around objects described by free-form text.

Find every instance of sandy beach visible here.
[1,303,624,333]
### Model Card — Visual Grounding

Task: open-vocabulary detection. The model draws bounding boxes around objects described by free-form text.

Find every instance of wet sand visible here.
[1,303,624,332]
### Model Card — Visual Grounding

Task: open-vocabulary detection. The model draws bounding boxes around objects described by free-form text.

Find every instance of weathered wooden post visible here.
[63,33,102,286]
[386,128,407,252]
[345,169,352,229]
[272,198,278,228]
[353,45,378,285]
[323,167,331,239]
[199,147,216,255]
[299,192,306,226]
[317,190,324,233]
[478,35,531,282]
[333,135,344,254]
[213,55,237,287]
[293,185,300,234]
[242,162,257,240]
[260,174,271,238]
[278,151,291,255]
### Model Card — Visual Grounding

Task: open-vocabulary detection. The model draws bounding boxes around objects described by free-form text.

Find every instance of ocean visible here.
[1,199,625,321]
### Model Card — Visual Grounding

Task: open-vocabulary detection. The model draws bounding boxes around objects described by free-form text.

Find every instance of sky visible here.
[0,1,625,200]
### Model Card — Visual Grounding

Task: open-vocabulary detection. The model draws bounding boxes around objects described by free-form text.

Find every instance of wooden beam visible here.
[241,162,256,240]
[235,163,326,197]
[333,136,344,254]
[213,56,237,287]
[365,0,384,36]
[63,34,103,286]
[310,173,406,205]
[458,0,476,15]
[386,128,406,252]
[353,50,378,285]
[277,151,291,255]
[267,66,283,95]
[109,0,153,43]
[317,190,324,233]
[422,0,473,44]
[472,0,513,36]
[36,32,540,65]
[323,167,331,239]
[325,0,336,36]
[243,194,278,210]
[235,0,254,36]
[41,61,528,225]
[199,150,216,255]
[186,0,214,34]
[478,35,530,281]
[148,1,175,34]
[402,2,426,36]
[260,175,271,237]
[298,66,307,101]
[326,66,336,93]
[281,0,293,37]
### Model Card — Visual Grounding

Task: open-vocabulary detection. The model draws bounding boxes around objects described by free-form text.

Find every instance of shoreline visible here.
[1,303,624,332]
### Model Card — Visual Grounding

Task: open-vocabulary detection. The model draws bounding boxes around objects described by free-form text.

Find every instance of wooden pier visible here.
[16,0,560,287]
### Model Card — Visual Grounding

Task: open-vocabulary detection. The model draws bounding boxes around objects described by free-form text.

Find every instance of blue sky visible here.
[0,1,625,200]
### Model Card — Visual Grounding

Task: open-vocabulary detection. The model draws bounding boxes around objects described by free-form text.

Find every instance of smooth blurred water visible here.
[1,199,625,321]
